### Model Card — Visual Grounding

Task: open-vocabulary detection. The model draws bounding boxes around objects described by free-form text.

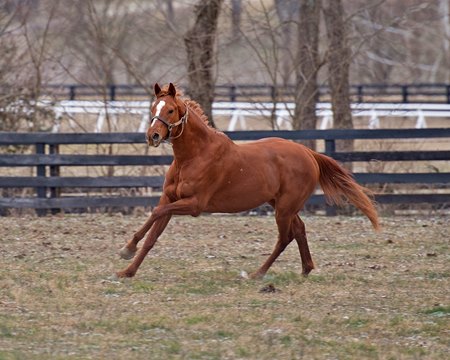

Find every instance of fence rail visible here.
[1,128,450,214]
[16,83,450,103]
[39,100,450,133]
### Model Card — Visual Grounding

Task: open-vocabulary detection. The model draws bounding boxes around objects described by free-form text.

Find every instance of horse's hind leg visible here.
[251,214,293,279]
[292,215,315,276]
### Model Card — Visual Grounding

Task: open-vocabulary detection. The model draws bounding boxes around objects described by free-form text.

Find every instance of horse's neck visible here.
[172,111,230,162]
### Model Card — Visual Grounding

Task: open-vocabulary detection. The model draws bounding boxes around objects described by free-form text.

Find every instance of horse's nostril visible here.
[152,133,160,141]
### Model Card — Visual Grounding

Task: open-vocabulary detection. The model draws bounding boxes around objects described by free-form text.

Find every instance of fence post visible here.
[69,86,76,100]
[49,144,60,215]
[357,85,363,103]
[324,138,337,216]
[230,85,236,102]
[109,85,116,101]
[35,143,47,216]
[401,85,408,103]
[324,138,336,155]
[270,85,276,101]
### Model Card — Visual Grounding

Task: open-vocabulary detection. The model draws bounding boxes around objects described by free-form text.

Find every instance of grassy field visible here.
[0,214,448,359]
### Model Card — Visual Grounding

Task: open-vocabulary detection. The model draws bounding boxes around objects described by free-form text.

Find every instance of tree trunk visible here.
[293,0,321,150]
[440,0,450,82]
[167,0,174,25]
[231,0,242,40]
[184,0,223,128]
[323,0,353,155]
[275,0,300,84]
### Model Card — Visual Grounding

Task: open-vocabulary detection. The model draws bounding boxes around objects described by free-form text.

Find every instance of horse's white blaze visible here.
[151,100,166,127]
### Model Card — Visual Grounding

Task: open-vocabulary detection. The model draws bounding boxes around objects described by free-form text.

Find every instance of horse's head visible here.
[147,83,188,147]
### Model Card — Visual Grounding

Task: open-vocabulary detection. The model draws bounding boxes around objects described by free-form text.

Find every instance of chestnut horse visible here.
[117,83,379,279]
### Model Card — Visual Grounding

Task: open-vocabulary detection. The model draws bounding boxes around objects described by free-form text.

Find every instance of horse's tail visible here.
[311,151,380,231]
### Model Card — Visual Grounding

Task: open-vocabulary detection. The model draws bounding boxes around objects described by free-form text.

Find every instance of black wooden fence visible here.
[37,83,450,103]
[1,128,450,215]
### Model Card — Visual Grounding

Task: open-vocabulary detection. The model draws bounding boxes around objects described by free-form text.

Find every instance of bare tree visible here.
[238,1,288,129]
[439,0,450,82]
[231,0,242,39]
[323,0,353,154]
[0,6,24,132]
[274,0,299,84]
[166,0,174,27]
[293,0,322,150]
[184,0,224,127]
[62,0,129,91]
[23,1,59,123]
[0,0,58,132]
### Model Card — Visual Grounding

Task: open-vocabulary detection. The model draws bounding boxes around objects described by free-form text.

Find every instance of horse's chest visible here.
[175,180,195,199]
[166,160,219,201]
[170,171,199,200]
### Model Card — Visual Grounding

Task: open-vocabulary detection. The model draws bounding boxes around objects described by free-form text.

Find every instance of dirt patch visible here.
[0,214,448,359]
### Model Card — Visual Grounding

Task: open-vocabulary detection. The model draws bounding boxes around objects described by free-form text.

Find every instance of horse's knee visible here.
[190,207,202,217]
[151,206,163,218]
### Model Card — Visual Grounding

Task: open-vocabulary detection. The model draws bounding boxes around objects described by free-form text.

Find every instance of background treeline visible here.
[1,0,449,131]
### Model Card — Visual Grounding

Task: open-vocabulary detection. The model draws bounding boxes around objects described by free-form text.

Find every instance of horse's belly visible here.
[205,193,268,213]
[204,180,274,213]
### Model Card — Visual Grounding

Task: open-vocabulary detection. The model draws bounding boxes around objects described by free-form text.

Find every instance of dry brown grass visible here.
[0,214,448,359]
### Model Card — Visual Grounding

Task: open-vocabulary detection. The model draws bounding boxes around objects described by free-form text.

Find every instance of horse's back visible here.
[240,137,318,171]
[238,137,320,187]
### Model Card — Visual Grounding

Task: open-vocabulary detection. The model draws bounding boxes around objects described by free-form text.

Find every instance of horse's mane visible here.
[158,84,210,127]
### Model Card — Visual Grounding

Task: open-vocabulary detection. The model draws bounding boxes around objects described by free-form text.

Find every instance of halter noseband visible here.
[150,108,189,141]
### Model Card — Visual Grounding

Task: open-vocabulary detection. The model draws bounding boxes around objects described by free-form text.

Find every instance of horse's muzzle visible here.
[150,132,162,147]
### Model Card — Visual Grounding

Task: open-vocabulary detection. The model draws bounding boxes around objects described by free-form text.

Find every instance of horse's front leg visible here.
[119,194,171,260]
[116,197,201,278]
[118,217,154,260]
[116,214,171,278]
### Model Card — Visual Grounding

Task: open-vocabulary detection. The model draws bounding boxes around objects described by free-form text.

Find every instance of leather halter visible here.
[150,108,189,141]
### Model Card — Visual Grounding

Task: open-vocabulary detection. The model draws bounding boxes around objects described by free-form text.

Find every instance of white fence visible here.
[37,100,450,132]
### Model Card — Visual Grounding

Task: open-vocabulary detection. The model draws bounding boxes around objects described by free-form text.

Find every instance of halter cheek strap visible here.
[150,108,189,141]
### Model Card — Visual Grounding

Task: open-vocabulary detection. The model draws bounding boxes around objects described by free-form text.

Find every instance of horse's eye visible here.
[168,109,174,114]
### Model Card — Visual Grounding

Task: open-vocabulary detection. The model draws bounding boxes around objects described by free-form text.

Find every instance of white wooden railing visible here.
[31,100,450,132]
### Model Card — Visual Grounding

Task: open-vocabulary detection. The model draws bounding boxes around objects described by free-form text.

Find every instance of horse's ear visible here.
[154,83,161,97]
[168,83,177,97]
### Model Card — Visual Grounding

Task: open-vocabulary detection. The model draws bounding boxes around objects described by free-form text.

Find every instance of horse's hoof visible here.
[116,269,135,278]
[119,246,136,260]
[302,264,315,277]
[249,271,265,280]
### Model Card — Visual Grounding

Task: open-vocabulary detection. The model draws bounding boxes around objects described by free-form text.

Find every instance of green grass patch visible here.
[305,274,327,283]
[0,323,15,338]
[161,339,182,355]
[425,271,449,280]
[263,271,304,286]
[345,316,370,329]
[421,305,450,317]
[0,351,24,360]
[216,330,233,339]
[185,315,210,325]
[130,280,154,293]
